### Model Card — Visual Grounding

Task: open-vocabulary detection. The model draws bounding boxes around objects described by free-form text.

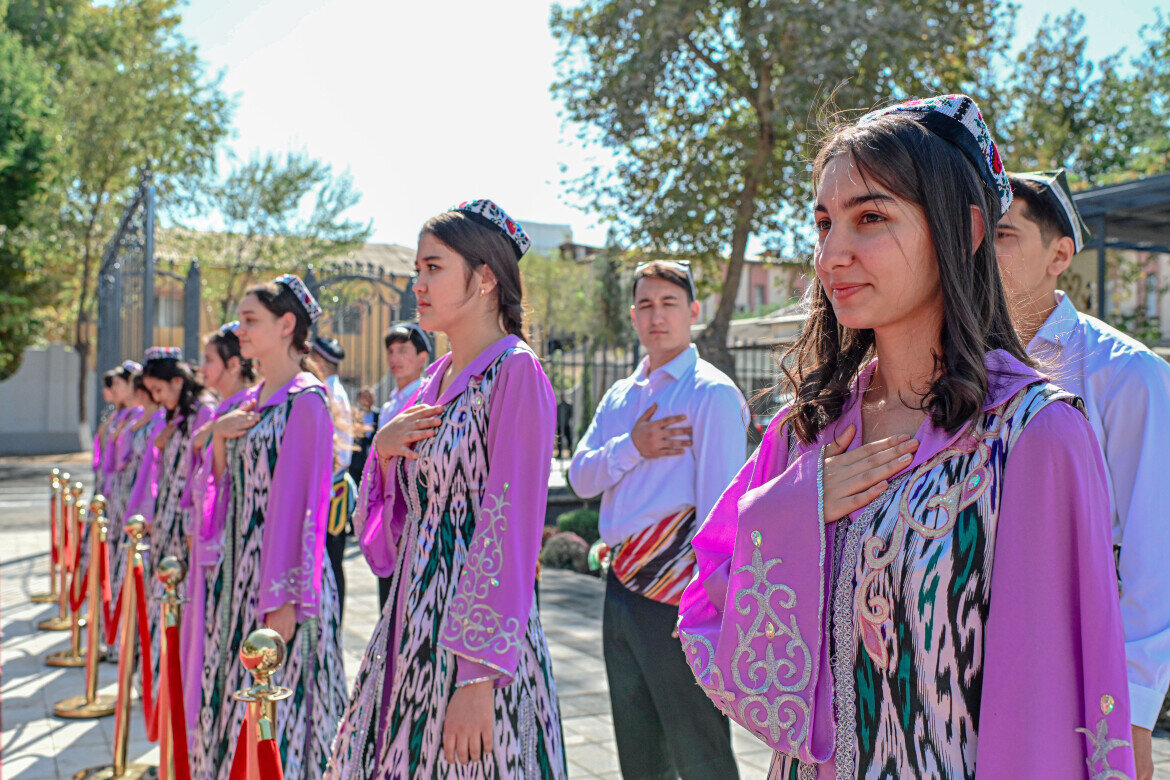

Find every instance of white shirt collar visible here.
[635,344,698,384]
[1030,290,1080,350]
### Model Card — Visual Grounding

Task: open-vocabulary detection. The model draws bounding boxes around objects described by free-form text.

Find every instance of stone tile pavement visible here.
[3,455,1169,778]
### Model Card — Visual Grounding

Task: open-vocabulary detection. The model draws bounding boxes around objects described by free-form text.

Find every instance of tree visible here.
[4,0,232,419]
[0,20,55,378]
[552,0,1008,377]
[171,151,373,323]
[521,250,598,340]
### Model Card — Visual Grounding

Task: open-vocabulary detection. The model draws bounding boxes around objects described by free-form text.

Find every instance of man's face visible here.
[995,199,1064,305]
[386,340,427,382]
[630,276,698,358]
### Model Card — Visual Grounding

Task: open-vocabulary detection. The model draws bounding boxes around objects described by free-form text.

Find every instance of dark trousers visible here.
[325,529,348,623]
[378,575,392,610]
[603,572,739,780]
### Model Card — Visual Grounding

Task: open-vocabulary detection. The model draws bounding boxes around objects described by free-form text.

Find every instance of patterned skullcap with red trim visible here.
[273,274,323,322]
[860,94,1011,216]
[450,199,531,260]
[219,320,240,334]
[121,360,143,373]
[144,347,182,362]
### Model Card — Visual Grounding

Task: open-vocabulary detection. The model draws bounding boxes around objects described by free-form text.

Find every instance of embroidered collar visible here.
[420,334,522,407]
[1030,290,1080,351]
[254,372,325,411]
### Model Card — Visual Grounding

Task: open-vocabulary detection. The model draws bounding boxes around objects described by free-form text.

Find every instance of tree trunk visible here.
[695,64,776,386]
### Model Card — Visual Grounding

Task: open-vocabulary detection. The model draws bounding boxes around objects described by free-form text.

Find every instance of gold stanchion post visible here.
[73,515,157,780]
[233,628,292,749]
[56,497,116,718]
[155,555,186,779]
[38,476,75,631]
[47,499,90,668]
[31,468,62,603]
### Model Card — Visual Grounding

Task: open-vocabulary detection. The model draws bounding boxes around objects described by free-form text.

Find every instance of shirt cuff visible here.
[607,433,642,473]
[456,658,500,688]
[1128,680,1167,730]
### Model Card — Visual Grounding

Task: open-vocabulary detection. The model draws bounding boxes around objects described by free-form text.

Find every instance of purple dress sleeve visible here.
[677,417,837,763]
[179,404,215,511]
[977,402,1136,776]
[256,388,334,623]
[125,413,166,522]
[441,351,556,688]
[352,445,408,578]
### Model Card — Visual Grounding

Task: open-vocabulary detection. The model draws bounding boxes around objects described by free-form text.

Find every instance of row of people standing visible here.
[91,275,348,778]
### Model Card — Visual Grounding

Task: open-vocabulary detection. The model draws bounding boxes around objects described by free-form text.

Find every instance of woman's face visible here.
[101,384,114,404]
[813,155,942,336]
[413,233,489,335]
[134,386,155,409]
[110,375,133,406]
[236,294,292,362]
[201,343,234,394]
[143,375,183,411]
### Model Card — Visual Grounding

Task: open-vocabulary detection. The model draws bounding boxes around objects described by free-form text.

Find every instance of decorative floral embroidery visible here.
[451,199,532,259]
[440,485,524,656]
[1075,717,1133,780]
[144,346,182,362]
[274,273,323,322]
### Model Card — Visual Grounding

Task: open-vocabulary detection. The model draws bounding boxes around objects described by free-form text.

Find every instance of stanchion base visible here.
[37,615,72,631]
[54,694,117,719]
[45,649,89,667]
[30,591,58,603]
[73,764,158,780]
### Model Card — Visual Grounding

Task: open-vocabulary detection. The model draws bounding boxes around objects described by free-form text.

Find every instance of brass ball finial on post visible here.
[233,628,292,743]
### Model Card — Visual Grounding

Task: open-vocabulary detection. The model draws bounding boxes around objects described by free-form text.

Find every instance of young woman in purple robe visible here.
[180,321,258,749]
[192,276,346,779]
[327,200,566,779]
[96,363,136,495]
[677,95,1137,779]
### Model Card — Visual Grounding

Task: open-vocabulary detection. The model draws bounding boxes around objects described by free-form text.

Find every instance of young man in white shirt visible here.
[997,170,1170,780]
[570,260,746,779]
[314,336,355,619]
[375,322,432,608]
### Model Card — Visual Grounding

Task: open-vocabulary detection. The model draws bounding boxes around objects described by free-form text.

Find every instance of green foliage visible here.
[173,151,373,323]
[556,508,600,545]
[2,0,232,414]
[522,250,598,337]
[552,0,1008,377]
[0,22,54,378]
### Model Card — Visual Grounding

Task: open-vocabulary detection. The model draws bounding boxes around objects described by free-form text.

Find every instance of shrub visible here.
[539,531,589,573]
[556,508,600,545]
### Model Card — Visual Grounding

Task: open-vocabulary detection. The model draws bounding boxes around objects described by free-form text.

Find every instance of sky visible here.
[177,0,1164,249]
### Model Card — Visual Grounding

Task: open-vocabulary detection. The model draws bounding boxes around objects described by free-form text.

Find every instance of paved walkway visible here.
[4,455,1170,778]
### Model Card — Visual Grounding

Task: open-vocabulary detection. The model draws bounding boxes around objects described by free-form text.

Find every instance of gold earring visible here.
[480,288,486,296]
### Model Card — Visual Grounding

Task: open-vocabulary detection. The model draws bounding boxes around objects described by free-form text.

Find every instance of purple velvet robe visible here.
[678,352,1136,778]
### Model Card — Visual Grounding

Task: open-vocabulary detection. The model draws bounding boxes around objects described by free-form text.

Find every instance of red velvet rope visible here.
[164,624,192,780]
[132,564,158,742]
[99,540,124,647]
[68,532,86,614]
[227,719,249,780]
[50,498,58,566]
[257,737,284,780]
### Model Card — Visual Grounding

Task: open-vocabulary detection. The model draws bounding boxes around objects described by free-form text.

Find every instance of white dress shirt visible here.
[569,345,748,546]
[378,376,424,427]
[324,374,353,472]
[1029,290,1170,729]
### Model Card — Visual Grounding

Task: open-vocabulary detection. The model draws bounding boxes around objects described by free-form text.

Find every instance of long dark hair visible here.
[206,328,257,383]
[779,112,1032,444]
[244,281,324,380]
[421,211,525,340]
[142,359,204,435]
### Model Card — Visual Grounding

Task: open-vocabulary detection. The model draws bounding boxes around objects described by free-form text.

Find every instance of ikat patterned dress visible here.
[107,410,152,622]
[193,374,347,780]
[327,336,567,779]
[678,352,1137,779]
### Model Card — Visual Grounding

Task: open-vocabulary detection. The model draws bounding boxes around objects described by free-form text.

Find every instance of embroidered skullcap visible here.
[312,336,345,365]
[386,322,433,357]
[120,360,143,373]
[219,321,240,335]
[273,274,323,323]
[860,94,1011,217]
[450,199,531,260]
[1010,169,1092,253]
[144,346,182,362]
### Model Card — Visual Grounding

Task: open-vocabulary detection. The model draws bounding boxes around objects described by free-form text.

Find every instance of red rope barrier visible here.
[132,564,158,742]
[99,540,124,647]
[50,499,58,566]
[164,624,192,780]
[256,738,284,780]
[227,719,250,780]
